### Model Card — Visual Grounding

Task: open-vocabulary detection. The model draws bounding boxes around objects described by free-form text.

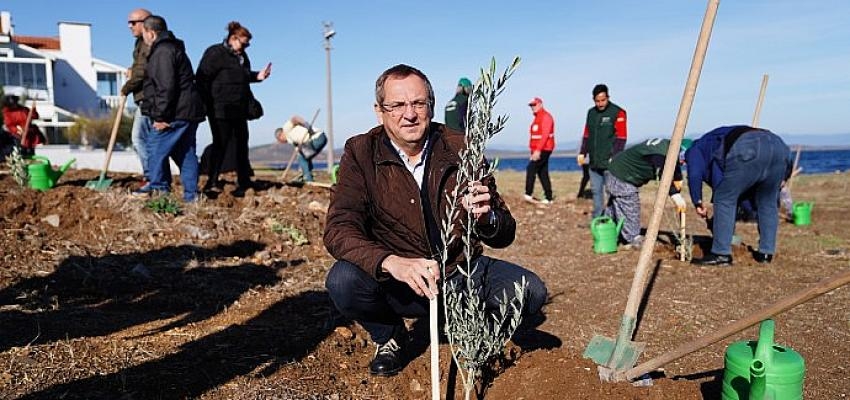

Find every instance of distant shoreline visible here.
[486,145,850,160]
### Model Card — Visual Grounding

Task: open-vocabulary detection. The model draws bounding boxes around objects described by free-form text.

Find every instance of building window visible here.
[0,61,48,90]
[97,72,118,97]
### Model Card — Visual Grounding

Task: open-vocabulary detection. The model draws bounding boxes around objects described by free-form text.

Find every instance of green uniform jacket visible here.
[581,102,627,170]
[608,138,682,191]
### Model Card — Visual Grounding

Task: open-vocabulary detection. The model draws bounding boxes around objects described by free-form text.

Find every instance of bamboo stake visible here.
[679,211,687,262]
[622,268,850,381]
[602,0,721,371]
[751,74,769,127]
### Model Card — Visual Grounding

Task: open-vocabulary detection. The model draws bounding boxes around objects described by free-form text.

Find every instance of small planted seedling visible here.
[145,195,182,215]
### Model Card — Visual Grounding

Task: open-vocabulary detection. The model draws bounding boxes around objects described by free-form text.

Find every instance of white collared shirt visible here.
[389,137,429,189]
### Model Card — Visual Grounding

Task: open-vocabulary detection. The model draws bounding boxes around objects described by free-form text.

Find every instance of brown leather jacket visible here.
[324,122,516,279]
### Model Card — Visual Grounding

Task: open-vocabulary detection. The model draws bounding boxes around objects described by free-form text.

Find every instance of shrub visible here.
[67,110,133,149]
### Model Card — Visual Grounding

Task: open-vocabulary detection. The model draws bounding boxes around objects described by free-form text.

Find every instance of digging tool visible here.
[614,268,850,382]
[751,74,769,128]
[583,0,721,378]
[85,95,127,191]
[281,108,321,182]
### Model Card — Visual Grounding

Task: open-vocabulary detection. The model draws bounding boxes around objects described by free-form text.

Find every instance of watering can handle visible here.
[31,155,50,163]
[591,216,611,229]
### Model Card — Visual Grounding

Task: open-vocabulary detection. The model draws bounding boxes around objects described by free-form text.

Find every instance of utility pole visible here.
[323,22,335,173]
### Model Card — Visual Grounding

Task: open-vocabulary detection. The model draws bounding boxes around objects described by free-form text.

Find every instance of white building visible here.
[0,10,127,144]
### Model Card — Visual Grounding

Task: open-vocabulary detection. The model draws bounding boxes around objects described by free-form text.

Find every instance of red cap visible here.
[528,97,543,106]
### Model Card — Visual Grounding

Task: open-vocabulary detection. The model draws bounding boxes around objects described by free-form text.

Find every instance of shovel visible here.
[86,95,127,191]
[583,0,720,380]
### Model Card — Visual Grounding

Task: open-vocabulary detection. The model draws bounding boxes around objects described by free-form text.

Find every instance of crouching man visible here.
[323,64,548,376]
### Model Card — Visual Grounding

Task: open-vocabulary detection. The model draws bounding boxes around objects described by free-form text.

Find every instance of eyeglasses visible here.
[128,20,144,25]
[239,40,250,48]
[380,100,430,116]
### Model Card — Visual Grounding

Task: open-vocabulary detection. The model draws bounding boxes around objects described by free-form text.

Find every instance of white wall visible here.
[53,22,100,115]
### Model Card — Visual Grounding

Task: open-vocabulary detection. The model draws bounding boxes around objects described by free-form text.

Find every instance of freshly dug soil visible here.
[1,168,848,399]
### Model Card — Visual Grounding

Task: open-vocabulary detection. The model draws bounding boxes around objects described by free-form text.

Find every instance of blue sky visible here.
[4,0,849,151]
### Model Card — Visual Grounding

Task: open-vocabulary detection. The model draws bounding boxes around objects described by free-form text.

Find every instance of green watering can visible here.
[590,216,624,254]
[791,202,813,226]
[722,319,805,400]
[330,164,340,185]
[27,155,76,191]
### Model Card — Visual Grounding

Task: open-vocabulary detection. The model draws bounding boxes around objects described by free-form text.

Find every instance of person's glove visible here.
[670,193,686,212]
[673,180,683,191]
[576,154,585,166]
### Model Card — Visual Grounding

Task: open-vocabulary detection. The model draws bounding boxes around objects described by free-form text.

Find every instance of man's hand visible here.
[530,150,541,161]
[152,121,170,132]
[695,204,709,219]
[576,153,585,166]
[670,193,686,212]
[462,180,492,224]
[381,255,439,299]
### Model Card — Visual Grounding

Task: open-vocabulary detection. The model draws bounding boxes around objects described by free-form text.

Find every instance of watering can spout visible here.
[749,319,775,400]
[58,158,76,175]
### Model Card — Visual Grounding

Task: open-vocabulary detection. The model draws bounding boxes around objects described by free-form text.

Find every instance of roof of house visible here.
[12,35,60,50]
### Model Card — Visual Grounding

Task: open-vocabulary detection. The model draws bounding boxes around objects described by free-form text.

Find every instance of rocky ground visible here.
[1,168,848,399]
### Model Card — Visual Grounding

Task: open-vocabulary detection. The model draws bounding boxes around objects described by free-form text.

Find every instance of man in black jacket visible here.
[135,15,206,202]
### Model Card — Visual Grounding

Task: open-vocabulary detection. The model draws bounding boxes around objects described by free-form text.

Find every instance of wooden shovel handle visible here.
[101,96,127,174]
[624,0,720,320]
[623,268,850,381]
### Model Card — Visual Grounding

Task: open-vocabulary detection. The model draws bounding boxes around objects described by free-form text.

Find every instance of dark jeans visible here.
[325,256,548,344]
[207,118,252,189]
[297,133,327,182]
[711,131,789,256]
[525,150,553,200]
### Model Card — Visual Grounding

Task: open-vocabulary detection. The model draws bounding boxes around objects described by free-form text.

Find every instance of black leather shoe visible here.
[692,253,733,267]
[754,252,774,264]
[369,337,406,376]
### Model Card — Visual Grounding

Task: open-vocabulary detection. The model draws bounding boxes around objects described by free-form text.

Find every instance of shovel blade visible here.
[85,178,113,191]
[583,334,645,372]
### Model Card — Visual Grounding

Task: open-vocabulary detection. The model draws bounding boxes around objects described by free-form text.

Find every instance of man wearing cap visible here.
[524,97,555,204]
[604,138,687,249]
[444,77,472,132]
[685,125,791,266]
[580,84,628,217]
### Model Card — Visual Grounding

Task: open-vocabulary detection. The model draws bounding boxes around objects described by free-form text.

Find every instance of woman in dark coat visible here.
[196,21,271,197]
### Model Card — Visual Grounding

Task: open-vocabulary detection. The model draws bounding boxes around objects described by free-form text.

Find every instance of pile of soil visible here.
[1,169,848,399]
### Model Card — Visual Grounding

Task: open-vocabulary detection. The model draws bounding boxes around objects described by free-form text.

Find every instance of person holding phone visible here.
[196,21,272,198]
